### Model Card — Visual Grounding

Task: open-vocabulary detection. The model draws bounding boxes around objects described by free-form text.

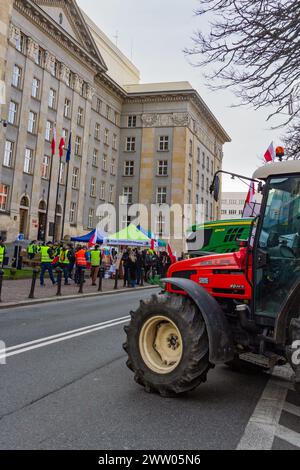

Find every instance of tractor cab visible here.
[252,162,300,321]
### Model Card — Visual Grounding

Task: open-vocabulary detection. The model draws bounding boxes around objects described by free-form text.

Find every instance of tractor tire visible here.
[123,293,211,397]
[287,316,300,393]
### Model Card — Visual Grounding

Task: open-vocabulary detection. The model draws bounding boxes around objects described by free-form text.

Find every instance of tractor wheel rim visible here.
[139,316,183,374]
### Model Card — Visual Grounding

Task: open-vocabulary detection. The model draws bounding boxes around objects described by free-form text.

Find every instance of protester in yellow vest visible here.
[58,245,71,286]
[27,241,37,260]
[40,242,56,287]
[90,245,101,286]
[0,239,6,268]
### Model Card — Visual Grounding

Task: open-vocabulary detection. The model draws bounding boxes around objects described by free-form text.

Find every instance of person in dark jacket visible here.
[128,251,137,288]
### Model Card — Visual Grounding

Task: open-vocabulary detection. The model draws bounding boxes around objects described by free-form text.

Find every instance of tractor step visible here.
[239,352,285,369]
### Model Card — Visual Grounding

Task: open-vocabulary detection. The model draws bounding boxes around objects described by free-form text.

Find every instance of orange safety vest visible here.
[75,249,87,267]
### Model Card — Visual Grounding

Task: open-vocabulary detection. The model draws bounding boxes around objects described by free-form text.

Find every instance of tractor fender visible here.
[163,278,235,364]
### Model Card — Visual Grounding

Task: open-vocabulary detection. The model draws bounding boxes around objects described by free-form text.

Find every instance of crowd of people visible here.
[22,240,174,288]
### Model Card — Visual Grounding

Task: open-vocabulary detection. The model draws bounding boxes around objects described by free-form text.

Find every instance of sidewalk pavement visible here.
[0,277,158,309]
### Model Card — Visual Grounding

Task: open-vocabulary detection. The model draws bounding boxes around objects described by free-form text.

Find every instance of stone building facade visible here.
[0,0,230,254]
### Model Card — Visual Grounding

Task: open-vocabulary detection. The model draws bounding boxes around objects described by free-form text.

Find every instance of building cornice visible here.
[125,90,231,144]
[14,0,107,74]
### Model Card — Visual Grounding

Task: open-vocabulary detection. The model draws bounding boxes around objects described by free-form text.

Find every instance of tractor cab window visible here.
[255,176,300,319]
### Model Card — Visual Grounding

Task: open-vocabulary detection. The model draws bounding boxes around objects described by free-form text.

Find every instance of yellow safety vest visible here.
[90,250,101,267]
[59,249,69,264]
[0,246,5,263]
[40,246,52,264]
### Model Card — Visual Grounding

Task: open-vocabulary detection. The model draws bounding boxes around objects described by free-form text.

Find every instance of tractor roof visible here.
[253,160,300,180]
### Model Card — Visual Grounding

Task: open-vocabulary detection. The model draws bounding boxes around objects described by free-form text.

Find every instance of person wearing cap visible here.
[40,242,56,286]
[90,244,101,286]
[0,239,7,269]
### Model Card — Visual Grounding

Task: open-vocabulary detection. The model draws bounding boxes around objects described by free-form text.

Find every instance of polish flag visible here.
[51,126,56,157]
[150,239,156,250]
[167,244,177,264]
[59,137,65,158]
[88,230,97,248]
[246,182,256,204]
[264,142,275,163]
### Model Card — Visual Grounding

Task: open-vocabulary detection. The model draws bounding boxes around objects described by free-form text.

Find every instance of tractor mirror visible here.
[211,175,220,202]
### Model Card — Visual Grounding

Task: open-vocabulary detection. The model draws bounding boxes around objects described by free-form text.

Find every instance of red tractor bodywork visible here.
[167,247,253,302]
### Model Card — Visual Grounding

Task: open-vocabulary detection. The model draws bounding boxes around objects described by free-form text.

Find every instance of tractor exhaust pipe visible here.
[235,304,260,333]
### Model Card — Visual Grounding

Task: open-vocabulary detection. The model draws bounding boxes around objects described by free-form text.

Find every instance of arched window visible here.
[20,196,29,208]
[39,200,47,212]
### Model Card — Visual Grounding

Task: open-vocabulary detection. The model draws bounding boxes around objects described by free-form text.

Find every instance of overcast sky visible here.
[78,0,284,192]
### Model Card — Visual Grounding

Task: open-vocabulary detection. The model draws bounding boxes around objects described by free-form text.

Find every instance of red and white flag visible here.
[167,244,177,264]
[59,137,65,158]
[264,142,275,163]
[88,230,98,248]
[51,126,56,157]
[246,182,256,204]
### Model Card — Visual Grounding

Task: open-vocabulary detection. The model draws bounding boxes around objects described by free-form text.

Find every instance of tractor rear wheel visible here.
[123,293,211,397]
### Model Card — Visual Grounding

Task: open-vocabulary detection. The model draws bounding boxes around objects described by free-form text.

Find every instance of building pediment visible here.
[15,0,107,72]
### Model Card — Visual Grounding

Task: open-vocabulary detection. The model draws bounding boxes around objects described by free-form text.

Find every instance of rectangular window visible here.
[32,78,40,99]
[104,128,109,145]
[74,136,82,156]
[156,215,166,238]
[159,136,169,152]
[96,98,102,114]
[0,184,9,212]
[72,167,79,189]
[28,111,37,134]
[106,105,111,120]
[8,101,18,125]
[188,190,192,205]
[156,187,167,204]
[48,89,56,109]
[128,115,137,128]
[45,121,53,142]
[109,185,114,203]
[94,123,100,140]
[111,158,116,176]
[41,155,50,180]
[92,149,98,167]
[77,107,84,126]
[100,182,106,200]
[124,161,134,176]
[24,148,33,174]
[69,202,77,224]
[102,154,108,171]
[197,147,201,163]
[157,160,168,176]
[90,177,96,197]
[15,33,25,53]
[59,162,65,185]
[126,137,136,152]
[114,111,119,126]
[4,141,14,167]
[122,187,133,205]
[62,128,68,142]
[88,208,94,229]
[64,99,71,118]
[12,65,22,88]
[188,163,192,181]
[189,139,193,156]
[35,47,44,67]
[121,215,132,229]
[113,134,117,150]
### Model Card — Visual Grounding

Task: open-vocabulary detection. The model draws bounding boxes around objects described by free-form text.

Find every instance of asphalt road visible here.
[0,290,299,450]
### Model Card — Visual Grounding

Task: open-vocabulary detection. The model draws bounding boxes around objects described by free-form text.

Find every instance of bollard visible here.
[0,270,4,302]
[140,267,145,287]
[78,269,84,294]
[98,266,105,292]
[56,268,62,297]
[114,269,119,290]
[28,269,38,299]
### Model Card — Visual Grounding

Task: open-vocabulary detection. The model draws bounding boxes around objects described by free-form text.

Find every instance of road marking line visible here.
[0,316,130,354]
[276,425,300,448]
[283,402,300,418]
[237,379,288,450]
[0,318,130,361]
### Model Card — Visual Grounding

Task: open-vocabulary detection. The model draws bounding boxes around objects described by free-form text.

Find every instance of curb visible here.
[0,285,159,310]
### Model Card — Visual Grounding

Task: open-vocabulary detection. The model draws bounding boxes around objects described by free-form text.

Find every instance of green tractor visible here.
[187,218,253,257]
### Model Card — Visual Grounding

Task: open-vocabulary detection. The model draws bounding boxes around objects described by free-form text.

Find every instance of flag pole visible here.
[52,164,61,243]
[44,124,56,242]
[61,159,70,240]
[61,133,72,241]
